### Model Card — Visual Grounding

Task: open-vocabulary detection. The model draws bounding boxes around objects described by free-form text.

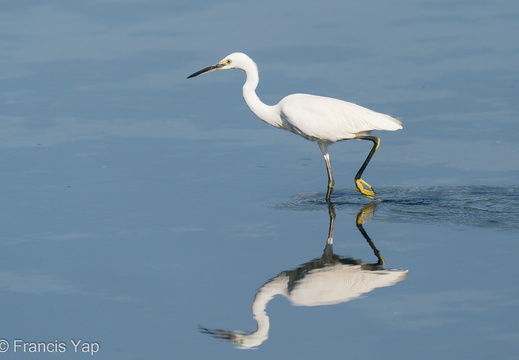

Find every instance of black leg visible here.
[354,136,380,199]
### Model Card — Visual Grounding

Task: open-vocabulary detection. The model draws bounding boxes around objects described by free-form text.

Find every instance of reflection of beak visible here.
[187,63,225,78]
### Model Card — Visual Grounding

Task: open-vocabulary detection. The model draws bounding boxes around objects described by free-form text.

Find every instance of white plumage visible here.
[277,94,402,141]
[188,52,402,201]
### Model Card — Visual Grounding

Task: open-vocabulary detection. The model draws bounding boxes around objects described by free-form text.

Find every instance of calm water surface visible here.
[0,1,518,359]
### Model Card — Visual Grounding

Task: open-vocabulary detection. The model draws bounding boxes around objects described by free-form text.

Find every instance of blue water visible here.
[1,1,518,359]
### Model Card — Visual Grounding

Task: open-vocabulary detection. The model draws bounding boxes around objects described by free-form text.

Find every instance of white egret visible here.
[187,52,402,201]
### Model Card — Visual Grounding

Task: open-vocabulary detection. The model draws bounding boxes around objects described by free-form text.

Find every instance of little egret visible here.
[187,52,402,201]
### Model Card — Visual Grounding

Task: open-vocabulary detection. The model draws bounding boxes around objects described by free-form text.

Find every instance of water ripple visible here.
[273,185,519,230]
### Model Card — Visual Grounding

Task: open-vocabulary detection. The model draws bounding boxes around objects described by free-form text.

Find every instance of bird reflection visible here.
[200,203,408,349]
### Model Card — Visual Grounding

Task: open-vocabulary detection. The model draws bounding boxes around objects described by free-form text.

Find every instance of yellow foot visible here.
[355,178,376,199]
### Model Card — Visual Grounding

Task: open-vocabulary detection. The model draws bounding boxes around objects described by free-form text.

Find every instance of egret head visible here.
[187,52,254,78]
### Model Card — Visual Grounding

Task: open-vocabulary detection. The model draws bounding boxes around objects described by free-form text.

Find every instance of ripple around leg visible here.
[272,185,519,229]
[273,189,377,211]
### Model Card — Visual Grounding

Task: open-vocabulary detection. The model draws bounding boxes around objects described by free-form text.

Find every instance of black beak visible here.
[187,63,225,79]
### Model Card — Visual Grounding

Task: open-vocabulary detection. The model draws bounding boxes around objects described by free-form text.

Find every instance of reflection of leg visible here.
[355,203,385,265]
[321,203,336,261]
[326,203,336,245]
[354,136,380,199]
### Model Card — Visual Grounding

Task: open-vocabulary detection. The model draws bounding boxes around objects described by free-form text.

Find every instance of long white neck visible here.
[241,62,282,128]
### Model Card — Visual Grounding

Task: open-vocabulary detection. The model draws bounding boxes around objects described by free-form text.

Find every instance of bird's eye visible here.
[226,59,232,65]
